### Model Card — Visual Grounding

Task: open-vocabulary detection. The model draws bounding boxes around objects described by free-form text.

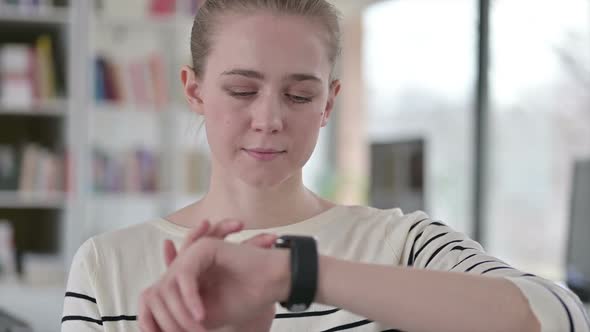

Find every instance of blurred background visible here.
[0,0,589,330]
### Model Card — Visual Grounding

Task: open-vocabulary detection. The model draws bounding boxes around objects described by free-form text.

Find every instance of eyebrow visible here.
[221,69,322,83]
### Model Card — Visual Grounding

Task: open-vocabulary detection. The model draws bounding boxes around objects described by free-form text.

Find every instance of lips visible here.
[243,148,286,161]
[246,148,285,153]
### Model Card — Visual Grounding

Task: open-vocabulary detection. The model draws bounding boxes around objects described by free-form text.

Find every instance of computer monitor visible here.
[566,159,590,303]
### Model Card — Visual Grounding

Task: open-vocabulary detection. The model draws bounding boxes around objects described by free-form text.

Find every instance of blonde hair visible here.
[190,0,342,79]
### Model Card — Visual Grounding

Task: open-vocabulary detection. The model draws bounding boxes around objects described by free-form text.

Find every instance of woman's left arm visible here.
[272,214,589,332]
[308,256,539,332]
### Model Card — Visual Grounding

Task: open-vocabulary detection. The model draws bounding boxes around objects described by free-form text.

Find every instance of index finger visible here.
[180,220,211,252]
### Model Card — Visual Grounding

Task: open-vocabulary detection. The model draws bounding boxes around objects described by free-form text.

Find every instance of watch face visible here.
[274,237,289,248]
[291,304,308,312]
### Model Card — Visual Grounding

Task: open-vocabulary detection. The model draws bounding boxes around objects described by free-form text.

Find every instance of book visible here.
[35,34,57,102]
[18,143,40,193]
[0,145,18,190]
[13,143,65,194]
[136,148,158,192]
[0,36,58,109]
[2,0,55,13]
[0,44,34,108]
[95,56,107,102]
[99,0,186,18]
[63,149,73,193]
[0,220,17,280]
[95,54,169,109]
[93,147,160,193]
[123,150,141,192]
[149,0,175,16]
[149,53,168,108]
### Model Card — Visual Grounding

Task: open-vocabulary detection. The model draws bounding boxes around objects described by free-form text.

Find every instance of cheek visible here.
[205,100,239,132]
[288,112,322,151]
[290,110,323,131]
[209,116,237,148]
[204,109,238,153]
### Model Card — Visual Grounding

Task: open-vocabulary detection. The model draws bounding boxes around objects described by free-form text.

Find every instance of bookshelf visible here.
[0,191,66,209]
[86,1,206,239]
[0,1,342,331]
[0,1,202,329]
[0,1,88,331]
[0,98,68,115]
[0,3,69,24]
[0,0,73,266]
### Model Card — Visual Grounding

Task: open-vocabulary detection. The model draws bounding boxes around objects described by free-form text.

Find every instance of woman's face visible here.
[184,11,340,188]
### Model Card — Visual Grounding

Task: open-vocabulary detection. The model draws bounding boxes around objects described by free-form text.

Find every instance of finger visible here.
[177,272,205,321]
[180,219,243,253]
[163,239,177,267]
[138,289,161,332]
[138,310,160,332]
[176,240,218,321]
[150,291,185,332]
[242,233,278,249]
[180,220,211,252]
[176,239,218,321]
[208,219,244,238]
[162,279,202,331]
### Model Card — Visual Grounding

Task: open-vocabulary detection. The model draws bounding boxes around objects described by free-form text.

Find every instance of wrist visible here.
[314,256,366,309]
[314,254,333,305]
[268,249,291,303]
[273,235,319,312]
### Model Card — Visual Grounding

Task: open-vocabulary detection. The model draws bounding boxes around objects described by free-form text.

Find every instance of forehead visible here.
[205,12,332,81]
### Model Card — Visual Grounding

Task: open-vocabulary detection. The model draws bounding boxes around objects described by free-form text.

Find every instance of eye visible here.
[285,93,313,104]
[228,91,257,98]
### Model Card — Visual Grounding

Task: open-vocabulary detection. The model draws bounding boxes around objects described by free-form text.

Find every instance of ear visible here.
[321,79,341,127]
[181,65,205,116]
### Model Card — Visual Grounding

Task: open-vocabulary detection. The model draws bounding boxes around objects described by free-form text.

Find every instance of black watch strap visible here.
[274,235,318,312]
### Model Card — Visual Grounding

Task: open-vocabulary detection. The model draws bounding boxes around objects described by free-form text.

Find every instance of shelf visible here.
[0,100,68,117]
[0,191,66,209]
[93,14,193,29]
[93,102,187,114]
[93,103,163,113]
[0,4,69,25]
[90,192,206,206]
[91,192,167,202]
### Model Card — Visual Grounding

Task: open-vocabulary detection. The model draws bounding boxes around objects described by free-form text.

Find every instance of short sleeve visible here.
[399,212,590,332]
[61,238,104,331]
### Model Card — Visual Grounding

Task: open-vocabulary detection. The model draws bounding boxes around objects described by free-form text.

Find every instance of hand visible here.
[138,219,280,332]
[175,238,289,330]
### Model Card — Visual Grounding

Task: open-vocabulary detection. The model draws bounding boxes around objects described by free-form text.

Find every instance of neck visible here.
[171,167,334,230]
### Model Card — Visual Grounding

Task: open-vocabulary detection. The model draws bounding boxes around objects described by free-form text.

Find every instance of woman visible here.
[62,0,589,331]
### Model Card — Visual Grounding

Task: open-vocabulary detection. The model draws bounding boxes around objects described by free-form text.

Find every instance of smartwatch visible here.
[273,235,318,312]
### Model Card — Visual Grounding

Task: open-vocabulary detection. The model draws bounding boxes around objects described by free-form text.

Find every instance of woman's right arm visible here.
[61,239,104,332]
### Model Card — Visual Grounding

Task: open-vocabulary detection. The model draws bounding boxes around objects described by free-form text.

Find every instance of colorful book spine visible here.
[93,147,160,193]
[0,44,34,108]
[94,54,169,110]
[3,143,66,193]
[35,34,57,102]
[0,35,58,109]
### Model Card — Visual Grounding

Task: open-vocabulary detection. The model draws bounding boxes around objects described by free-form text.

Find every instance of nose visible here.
[250,94,284,134]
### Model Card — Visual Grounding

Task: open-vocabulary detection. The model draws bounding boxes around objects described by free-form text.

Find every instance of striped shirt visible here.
[61,205,590,332]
